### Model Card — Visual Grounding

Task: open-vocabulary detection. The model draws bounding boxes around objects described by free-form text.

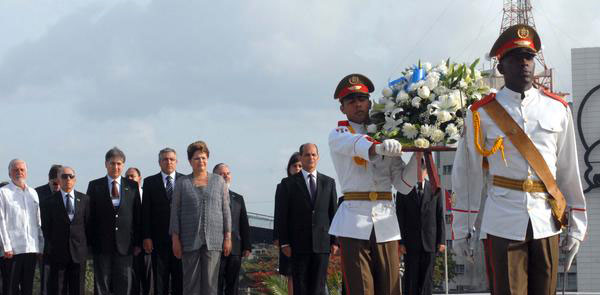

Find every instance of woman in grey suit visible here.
[170,140,232,295]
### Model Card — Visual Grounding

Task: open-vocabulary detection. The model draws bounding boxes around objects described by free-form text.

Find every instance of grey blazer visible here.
[169,173,231,252]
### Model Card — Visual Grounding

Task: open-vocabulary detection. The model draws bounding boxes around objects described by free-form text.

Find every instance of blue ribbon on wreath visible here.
[388,65,428,91]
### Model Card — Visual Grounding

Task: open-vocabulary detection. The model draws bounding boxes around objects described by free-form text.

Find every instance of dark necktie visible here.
[112,180,120,199]
[166,175,174,201]
[416,182,423,204]
[66,194,75,220]
[309,174,317,203]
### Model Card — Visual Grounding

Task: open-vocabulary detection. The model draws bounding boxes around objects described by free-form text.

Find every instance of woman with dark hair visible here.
[170,141,232,295]
[273,152,302,295]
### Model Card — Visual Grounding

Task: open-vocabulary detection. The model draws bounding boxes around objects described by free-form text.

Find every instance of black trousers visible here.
[403,247,435,295]
[131,254,152,295]
[218,255,241,295]
[152,247,182,295]
[3,253,38,295]
[291,253,329,295]
[39,256,50,295]
[48,260,85,295]
[93,254,132,295]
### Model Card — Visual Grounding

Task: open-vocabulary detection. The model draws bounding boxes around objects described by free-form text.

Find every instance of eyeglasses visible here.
[61,174,76,180]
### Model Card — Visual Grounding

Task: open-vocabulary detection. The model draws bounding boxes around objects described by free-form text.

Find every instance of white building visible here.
[571,47,600,292]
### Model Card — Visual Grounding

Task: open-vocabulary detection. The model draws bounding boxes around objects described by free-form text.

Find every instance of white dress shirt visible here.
[328,120,418,242]
[0,182,44,254]
[61,190,75,221]
[452,87,587,241]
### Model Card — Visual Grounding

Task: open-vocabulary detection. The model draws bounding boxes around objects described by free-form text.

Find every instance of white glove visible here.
[561,235,581,272]
[374,139,403,157]
[453,238,474,263]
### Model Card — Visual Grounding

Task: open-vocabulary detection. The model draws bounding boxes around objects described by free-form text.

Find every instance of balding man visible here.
[214,163,251,295]
[0,159,44,295]
[42,166,91,295]
[279,143,338,295]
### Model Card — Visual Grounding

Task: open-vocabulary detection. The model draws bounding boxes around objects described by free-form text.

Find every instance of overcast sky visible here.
[1,0,599,215]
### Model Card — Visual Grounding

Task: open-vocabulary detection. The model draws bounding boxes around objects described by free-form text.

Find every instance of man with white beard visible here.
[213,163,251,295]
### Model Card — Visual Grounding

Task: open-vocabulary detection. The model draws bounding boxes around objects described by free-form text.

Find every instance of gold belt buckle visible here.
[368,192,378,201]
[522,177,534,193]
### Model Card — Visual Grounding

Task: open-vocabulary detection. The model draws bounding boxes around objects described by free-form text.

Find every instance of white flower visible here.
[411,97,422,108]
[448,90,465,108]
[383,109,404,131]
[408,83,419,92]
[420,124,434,137]
[384,101,396,112]
[425,76,438,90]
[445,123,458,137]
[397,90,410,102]
[382,87,394,98]
[417,86,431,99]
[434,62,448,75]
[430,129,445,143]
[414,138,430,148]
[435,110,453,123]
[474,70,482,80]
[431,94,459,114]
[433,86,449,95]
[402,123,419,139]
[459,80,468,89]
[423,62,432,72]
[367,124,378,133]
[428,71,441,79]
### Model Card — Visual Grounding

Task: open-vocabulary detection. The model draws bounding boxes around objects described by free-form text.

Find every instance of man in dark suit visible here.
[87,147,142,295]
[126,167,153,295]
[141,148,183,295]
[36,164,62,295]
[279,143,338,295]
[213,163,251,295]
[396,161,445,295]
[42,166,91,295]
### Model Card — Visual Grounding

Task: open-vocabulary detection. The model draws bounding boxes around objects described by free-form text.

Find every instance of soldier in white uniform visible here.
[451,25,587,294]
[328,74,418,295]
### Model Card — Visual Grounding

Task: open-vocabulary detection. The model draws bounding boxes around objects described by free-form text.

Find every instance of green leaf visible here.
[470,58,480,73]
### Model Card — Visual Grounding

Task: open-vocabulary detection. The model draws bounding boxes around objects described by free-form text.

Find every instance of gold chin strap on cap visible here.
[472,110,506,163]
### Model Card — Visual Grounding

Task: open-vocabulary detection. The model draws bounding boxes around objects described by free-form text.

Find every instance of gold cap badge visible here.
[517,27,530,38]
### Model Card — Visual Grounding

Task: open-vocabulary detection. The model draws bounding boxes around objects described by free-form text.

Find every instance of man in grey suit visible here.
[214,163,251,295]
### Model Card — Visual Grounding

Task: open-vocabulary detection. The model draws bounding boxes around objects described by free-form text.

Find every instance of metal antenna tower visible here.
[497,0,553,91]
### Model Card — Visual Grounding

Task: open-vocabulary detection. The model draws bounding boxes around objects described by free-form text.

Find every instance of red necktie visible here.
[112,180,120,198]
